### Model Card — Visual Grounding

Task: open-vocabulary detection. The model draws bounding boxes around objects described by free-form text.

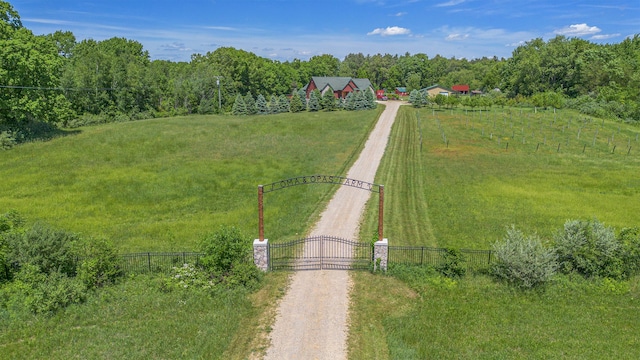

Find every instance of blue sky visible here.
[13,0,640,62]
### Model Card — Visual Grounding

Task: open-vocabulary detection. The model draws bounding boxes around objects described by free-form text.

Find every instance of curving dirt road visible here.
[263,101,402,360]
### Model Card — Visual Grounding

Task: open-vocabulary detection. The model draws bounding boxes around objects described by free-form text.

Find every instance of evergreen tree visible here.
[344,92,356,111]
[256,94,269,115]
[364,89,377,109]
[269,94,278,113]
[308,90,321,112]
[409,89,421,107]
[277,94,290,113]
[354,91,368,110]
[321,90,337,111]
[244,92,256,114]
[289,91,304,112]
[231,94,247,115]
[297,89,307,111]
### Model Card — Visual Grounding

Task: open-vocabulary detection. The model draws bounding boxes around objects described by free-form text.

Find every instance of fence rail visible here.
[119,252,204,274]
[388,246,494,272]
[111,246,494,275]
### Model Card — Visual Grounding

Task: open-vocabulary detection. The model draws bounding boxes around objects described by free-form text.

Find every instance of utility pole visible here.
[214,76,223,113]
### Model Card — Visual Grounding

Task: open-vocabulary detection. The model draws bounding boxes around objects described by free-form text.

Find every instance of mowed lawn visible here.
[0,109,381,252]
[351,105,640,359]
[360,106,640,248]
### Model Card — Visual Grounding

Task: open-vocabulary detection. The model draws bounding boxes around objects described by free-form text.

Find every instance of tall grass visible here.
[0,272,290,359]
[0,109,381,252]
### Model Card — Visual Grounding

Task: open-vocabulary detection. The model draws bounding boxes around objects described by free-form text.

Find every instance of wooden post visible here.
[378,185,384,241]
[258,185,264,241]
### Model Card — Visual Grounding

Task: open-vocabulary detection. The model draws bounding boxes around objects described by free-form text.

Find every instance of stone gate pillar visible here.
[374,238,388,271]
[253,239,269,272]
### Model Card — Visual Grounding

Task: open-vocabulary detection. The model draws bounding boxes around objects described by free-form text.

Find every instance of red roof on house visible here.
[452,84,470,92]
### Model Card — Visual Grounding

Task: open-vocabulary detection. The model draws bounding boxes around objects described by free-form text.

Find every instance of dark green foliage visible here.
[289,91,305,112]
[321,90,337,111]
[308,90,321,112]
[618,228,640,276]
[409,89,421,107]
[277,94,290,113]
[364,89,377,109]
[435,248,466,278]
[73,237,123,289]
[0,264,86,315]
[199,225,261,289]
[343,91,355,111]
[268,94,278,114]
[231,94,247,115]
[244,92,257,114]
[492,226,558,289]
[0,210,24,282]
[554,219,625,279]
[256,94,269,115]
[297,89,307,110]
[6,222,78,277]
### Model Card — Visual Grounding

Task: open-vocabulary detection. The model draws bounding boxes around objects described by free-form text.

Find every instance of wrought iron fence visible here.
[119,252,204,274]
[388,246,494,272]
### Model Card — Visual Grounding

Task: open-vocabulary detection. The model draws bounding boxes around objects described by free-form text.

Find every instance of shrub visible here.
[73,237,123,289]
[0,131,17,150]
[0,211,25,282]
[196,226,262,290]
[492,226,557,289]
[0,264,86,315]
[435,248,466,278]
[554,219,625,279]
[618,227,640,277]
[6,222,78,276]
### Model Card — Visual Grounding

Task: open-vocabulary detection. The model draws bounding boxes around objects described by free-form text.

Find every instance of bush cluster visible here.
[491,220,640,290]
[492,227,557,289]
[0,212,122,315]
[162,226,262,292]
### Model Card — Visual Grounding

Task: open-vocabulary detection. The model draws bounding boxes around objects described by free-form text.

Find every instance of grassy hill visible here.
[0,109,381,252]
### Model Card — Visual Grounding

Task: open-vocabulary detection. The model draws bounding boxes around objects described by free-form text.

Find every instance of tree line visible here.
[1,1,639,139]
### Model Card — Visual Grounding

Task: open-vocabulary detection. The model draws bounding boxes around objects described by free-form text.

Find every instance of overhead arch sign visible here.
[257,174,384,242]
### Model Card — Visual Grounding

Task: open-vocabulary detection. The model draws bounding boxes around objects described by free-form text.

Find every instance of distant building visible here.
[421,84,453,97]
[376,89,387,100]
[452,84,470,95]
[303,77,374,99]
[395,87,408,96]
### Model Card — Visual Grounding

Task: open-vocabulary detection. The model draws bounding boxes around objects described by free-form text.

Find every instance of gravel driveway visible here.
[263,101,402,360]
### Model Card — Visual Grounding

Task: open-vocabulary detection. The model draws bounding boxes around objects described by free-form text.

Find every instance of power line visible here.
[0,85,117,91]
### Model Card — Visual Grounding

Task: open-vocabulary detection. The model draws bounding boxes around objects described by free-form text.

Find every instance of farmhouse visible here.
[421,84,453,96]
[304,77,374,99]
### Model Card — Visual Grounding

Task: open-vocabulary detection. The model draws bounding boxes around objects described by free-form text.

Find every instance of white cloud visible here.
[506,40,526,47]
[367,26,411,36]
[591,33,620,40]
[393,12,408,17]
[445,33,469,41]
[160,42,192,52]
[436,0,466,7]
[554,23,601,36]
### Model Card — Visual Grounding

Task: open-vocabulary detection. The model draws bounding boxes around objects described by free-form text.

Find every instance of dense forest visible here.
[1,0,639,145]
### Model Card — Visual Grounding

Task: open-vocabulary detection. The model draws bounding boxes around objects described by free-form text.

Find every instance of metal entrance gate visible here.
[269,235,372,271]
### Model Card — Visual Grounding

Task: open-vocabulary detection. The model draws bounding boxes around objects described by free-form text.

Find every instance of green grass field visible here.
[351,105,640,359]
[0,109,381,359]
[0,109,381,252]
[360,106,640,248]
